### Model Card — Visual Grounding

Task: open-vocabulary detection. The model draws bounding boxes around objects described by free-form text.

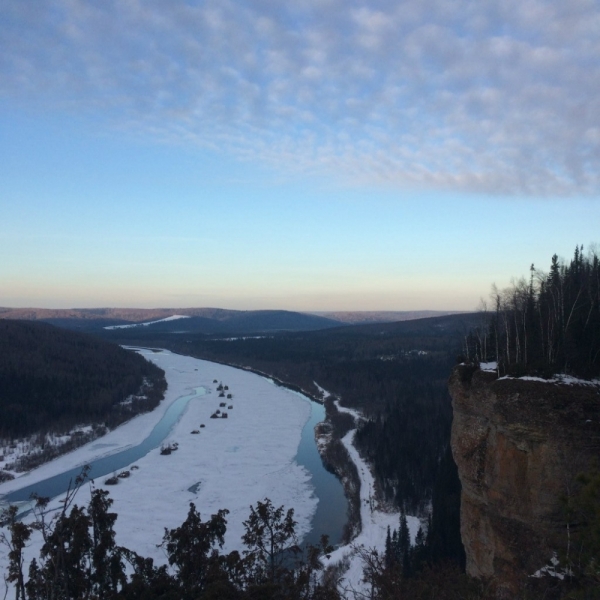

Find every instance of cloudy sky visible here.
[1,0,599,310]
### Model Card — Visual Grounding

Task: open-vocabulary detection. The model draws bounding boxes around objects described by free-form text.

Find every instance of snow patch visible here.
[498,373,600,387]
[104,315,190,329]
[480,361,497,372]
[530,552,571,580]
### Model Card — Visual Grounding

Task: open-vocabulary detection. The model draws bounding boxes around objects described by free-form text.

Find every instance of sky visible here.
[1,0,599,311]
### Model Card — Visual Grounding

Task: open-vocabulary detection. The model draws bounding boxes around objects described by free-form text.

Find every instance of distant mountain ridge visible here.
[0,307,470,335]
[0,307,343,334]
[0,307,245,323]
[310,310,467,324]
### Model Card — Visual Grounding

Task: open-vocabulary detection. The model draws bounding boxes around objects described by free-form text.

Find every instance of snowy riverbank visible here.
[315,385,421,598]
[0,349,319,596]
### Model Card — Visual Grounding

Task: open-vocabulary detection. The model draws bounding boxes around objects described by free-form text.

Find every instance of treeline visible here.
[0,320,166,439]
[466,246,600,378]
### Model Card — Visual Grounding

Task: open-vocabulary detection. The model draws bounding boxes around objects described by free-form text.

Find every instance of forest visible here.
[0,320,166,440]
[465,246,600,378]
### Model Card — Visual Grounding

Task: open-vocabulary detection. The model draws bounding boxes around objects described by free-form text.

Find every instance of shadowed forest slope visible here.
[0,320,165,438]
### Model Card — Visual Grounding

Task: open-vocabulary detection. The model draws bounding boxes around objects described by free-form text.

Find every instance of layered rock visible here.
[449,365,600,597]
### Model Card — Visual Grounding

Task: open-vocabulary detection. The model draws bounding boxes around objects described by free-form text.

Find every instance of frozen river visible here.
[0,348,347,593]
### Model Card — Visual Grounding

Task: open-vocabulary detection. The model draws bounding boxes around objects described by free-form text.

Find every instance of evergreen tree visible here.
[384,526,393,569]
[242,498,300,587]
[161,503,229,597]
[467,247,600,378]
[88,488,125,597]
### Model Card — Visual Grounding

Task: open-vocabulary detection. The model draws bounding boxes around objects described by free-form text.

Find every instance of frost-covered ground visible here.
[314,385,421,599]
[0,349,317,596]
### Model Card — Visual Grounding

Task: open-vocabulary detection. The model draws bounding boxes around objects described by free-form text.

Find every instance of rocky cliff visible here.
[449,365,600,597]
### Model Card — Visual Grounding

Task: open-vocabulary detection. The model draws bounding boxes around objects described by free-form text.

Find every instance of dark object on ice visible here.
[210,413,219,419]
[160,442,178,455]
[191,430,200,434]
[105,475,119,485]
[200,424,205,428]
[131,465,139,470]
[118,470,130,478]
[221,412,228,419]
[219,392,225,397]
[224,385,229,390]
[228,405,233,409]
[219,402,226,407]
[188,481,201,494]
[227,393,232,399]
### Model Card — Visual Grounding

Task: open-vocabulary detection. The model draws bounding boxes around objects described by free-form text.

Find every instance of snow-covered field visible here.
[0,349,318,595]
[314,385,421,598]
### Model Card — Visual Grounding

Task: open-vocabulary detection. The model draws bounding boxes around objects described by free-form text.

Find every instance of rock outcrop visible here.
[449,365,600,597]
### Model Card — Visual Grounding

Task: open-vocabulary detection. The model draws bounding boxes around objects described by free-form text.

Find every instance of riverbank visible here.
[315,385,421,598]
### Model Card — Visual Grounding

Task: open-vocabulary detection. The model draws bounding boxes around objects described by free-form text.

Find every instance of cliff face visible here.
[449,366,600,597]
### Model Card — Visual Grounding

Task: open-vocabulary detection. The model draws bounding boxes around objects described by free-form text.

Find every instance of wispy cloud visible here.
[2,0,599,195]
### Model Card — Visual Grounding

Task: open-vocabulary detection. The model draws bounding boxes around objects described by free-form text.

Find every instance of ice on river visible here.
[0,350,318,592]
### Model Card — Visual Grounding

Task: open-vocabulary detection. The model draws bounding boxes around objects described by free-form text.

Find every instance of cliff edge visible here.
[449,365,600,597]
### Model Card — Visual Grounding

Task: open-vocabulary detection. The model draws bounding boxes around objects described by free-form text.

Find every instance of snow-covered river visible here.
[0,349,347,577]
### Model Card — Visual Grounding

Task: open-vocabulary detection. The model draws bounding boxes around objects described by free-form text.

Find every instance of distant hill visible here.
[310,310,468,324]
[0,307,243,326]
[0,320,166,438]
[0,307,471,335]
[0,307,343,334]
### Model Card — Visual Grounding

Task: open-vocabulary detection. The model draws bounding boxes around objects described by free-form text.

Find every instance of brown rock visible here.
[449,365,600,598]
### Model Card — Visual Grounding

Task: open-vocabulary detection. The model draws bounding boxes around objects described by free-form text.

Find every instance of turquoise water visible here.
[295,399,348,547]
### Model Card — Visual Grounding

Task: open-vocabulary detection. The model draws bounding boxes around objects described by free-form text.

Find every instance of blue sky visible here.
[1,0,599,311]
